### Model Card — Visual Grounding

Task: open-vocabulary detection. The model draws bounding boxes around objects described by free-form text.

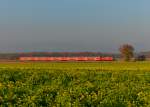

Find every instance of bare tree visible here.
[119,44,134,61]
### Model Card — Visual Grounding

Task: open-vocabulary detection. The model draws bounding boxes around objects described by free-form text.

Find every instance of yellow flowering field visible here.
[0,61,150,106]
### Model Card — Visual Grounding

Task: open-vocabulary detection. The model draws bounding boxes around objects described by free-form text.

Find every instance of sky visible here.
[0,0,150,53]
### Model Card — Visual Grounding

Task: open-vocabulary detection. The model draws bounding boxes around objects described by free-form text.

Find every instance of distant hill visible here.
[0,52,120,60]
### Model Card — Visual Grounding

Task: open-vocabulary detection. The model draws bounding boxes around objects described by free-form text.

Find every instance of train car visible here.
[86,57,94,61]
[75,57,86,61]
[101,57,113,61]
[59,57,69,61]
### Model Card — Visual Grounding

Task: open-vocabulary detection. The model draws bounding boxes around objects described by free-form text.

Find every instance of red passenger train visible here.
[19,57,114,61]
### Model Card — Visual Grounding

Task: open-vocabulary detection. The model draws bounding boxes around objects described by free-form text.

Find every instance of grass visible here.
[0,61,149,106]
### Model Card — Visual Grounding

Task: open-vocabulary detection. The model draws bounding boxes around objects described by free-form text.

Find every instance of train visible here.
[19,57,114,61]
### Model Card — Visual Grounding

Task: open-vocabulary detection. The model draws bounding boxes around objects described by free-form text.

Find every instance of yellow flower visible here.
[0,83,3,88]
[7,83,13,88]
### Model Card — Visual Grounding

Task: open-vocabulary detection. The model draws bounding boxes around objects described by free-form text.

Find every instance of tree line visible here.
[0,44,147,61]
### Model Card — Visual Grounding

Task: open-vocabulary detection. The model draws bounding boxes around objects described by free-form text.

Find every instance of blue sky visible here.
[0,0,150,52]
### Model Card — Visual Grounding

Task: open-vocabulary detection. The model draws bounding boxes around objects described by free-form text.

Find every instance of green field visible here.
[0,62,150,107]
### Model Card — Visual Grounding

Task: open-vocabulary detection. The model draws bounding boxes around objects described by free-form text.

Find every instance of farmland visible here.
[0,62,150,106]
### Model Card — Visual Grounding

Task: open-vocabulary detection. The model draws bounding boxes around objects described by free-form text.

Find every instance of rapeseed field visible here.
[0,62,149,106]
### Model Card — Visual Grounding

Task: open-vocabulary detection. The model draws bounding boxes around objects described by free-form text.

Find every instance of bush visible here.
[135,55,146,61]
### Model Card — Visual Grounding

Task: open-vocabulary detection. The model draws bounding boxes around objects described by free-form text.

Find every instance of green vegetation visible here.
[0,62,150,106]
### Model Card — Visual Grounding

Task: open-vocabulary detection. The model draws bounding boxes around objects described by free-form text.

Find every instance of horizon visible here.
[0,0,150,53]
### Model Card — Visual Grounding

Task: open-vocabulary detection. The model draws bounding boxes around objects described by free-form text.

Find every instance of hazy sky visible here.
[0,0,150,53]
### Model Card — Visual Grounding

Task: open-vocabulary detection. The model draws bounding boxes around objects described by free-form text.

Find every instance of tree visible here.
[119,44,134,61]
